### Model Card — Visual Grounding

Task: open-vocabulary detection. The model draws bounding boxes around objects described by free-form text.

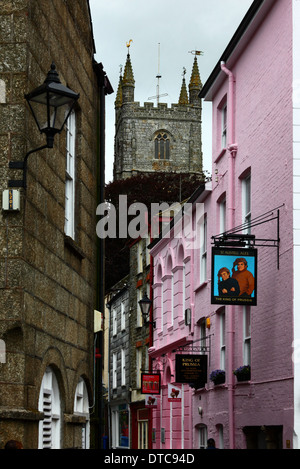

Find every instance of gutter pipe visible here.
[220,61,237,450]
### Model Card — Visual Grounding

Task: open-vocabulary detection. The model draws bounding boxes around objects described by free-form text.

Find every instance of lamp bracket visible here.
[8,144,48,189]
[212,205,283,269]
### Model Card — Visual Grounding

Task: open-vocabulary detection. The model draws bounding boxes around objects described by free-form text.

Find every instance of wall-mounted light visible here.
[185,308,191,326]
[138,293,156,328]
[9,62,79,189]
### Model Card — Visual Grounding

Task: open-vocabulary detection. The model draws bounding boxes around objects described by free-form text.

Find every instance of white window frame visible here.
[65,110,76,239]
[121,301,126,331]
[243,306,251,366]
[74,377,90,449]
[0,79,6,103]
[198,425,208,449]
[137,289,143,328]
[220,311,226,370]
[121,348,126,386]
[219,197,226,234]
[138,411,149,449]
[112,352,117,389]
[242,175,251,234]
[200,215,207,283]
[112,308,117,336]
[38,367,61,449]
[136,348,142,388]
[221,104,227,149]
[199,319,207,353]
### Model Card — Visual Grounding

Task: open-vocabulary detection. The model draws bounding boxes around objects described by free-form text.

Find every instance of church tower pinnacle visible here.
[122,41,135,103]
[178,68,189,105]
[114,46,203,181]
[189,55,202,105]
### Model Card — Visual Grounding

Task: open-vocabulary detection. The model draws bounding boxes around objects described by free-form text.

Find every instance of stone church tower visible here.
[113,49,203,180]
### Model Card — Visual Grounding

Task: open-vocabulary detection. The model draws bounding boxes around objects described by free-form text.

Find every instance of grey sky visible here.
[89,0,253,183]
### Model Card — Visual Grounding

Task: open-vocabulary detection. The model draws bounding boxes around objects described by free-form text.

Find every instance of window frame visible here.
[38,367,61,449]
[74,377,90,449]
[121,348,126,386]
[121,300,126,331]
[112,352,117,389]
[200,215,207,283]
[243,306,251,366]
[154,132,170,160]
[242,174,251,234]
[112,308,117,336]
[137,289,143,328]
[220,310,226,370]
[221,103,227,149]
[65,109,76,239]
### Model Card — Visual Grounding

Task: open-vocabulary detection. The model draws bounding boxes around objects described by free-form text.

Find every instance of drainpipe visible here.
[220,61,237,450]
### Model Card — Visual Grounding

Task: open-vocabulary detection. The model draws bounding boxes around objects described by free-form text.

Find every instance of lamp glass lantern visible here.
[138,293,152,325]
[25,62,79,148]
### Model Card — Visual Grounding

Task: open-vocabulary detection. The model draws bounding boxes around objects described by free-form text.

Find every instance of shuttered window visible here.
[38,367,61,449]
[74,377,90,449]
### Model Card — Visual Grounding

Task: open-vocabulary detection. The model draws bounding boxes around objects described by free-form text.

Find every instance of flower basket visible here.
[209,369,226,385]
[233,365,251,382]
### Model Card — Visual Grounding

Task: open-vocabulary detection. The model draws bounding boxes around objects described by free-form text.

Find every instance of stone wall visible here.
[0,0,100,449]
[115,101,202,180]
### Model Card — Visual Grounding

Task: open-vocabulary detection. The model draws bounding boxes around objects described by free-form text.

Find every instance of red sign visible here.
[141,373,161,394]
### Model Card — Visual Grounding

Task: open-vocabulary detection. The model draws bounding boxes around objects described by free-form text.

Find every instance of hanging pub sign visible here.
[141,373,161,395]
[175,354,207,388]
[168,384,182,402]
[145,395,158,408]
[211,247,257,306]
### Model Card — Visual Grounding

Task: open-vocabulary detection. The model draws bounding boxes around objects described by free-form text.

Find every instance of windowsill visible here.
[64,235,85,260]
[214,147,226,163]
[194,281,208,293]
[152,158,173,162]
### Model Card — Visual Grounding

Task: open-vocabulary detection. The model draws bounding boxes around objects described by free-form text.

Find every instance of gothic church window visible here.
[154,132,170,160]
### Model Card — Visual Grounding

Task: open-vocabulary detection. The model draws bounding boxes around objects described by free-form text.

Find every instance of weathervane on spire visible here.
[147,43,168,105]
[188,50,204,56]
[126,39,133,49]
[182,67,186,77]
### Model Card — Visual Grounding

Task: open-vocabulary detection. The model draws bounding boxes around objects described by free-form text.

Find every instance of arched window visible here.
[74,377,90,449]
[38,367,61,449]
[154,132,170,160]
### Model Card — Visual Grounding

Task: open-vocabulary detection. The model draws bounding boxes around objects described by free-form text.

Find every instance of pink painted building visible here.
[150,0,300,449]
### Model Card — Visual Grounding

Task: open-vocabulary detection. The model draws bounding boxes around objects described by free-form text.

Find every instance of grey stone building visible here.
[106,277,130,448]
[113,49,203,181]
[128,235,152,449]
[0,0,111,449]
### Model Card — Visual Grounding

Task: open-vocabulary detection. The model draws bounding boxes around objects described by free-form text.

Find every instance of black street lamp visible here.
[9,62,79,189]
[138,293,156,328]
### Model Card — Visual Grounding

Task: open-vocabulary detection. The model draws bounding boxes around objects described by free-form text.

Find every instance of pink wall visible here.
[150,235,194,449]
[150,0,295,449]
[193,0,294,449]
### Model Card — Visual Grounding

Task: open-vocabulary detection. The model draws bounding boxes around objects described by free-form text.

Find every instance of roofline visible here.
[148,181,209,252]
[199,0,265,100]
[87,0,96,55]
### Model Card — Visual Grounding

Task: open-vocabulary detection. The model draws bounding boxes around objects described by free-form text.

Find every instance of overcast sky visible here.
[89,0,253,183]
